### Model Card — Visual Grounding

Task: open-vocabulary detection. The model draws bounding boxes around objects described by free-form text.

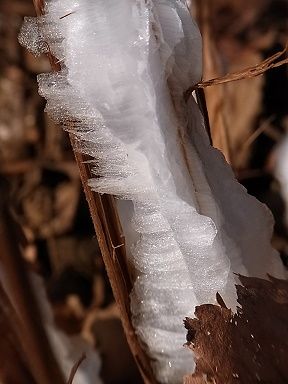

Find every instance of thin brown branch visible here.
[192,46,288,90]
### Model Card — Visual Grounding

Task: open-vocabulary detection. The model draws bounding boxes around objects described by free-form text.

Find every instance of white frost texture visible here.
[19,1,285,383]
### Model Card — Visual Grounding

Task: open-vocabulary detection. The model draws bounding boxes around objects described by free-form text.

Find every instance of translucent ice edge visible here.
[19,1,285,383]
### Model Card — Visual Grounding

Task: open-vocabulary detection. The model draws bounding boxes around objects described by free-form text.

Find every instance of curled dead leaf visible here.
[184,275,288,384]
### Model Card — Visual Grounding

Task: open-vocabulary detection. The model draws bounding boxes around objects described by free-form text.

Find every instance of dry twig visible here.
[193,46,288,90]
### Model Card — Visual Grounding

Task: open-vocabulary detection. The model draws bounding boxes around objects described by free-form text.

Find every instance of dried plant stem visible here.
[194,0,232,163]
[0,186,66,384]
[69,85,156,384]
[194,46,288,89]
[72,147,155,384]
[32,1,157,383]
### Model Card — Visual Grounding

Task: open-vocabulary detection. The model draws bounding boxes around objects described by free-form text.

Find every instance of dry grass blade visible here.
[193,46,288,90]
[32,1,156,383]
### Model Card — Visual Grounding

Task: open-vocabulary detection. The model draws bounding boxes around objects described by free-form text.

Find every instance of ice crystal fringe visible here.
[19,1,285,383]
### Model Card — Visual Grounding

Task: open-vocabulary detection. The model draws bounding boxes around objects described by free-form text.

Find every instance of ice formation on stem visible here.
[19,1,284,383]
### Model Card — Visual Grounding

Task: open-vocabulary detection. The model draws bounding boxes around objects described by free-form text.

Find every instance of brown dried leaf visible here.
[184,275,288,384]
